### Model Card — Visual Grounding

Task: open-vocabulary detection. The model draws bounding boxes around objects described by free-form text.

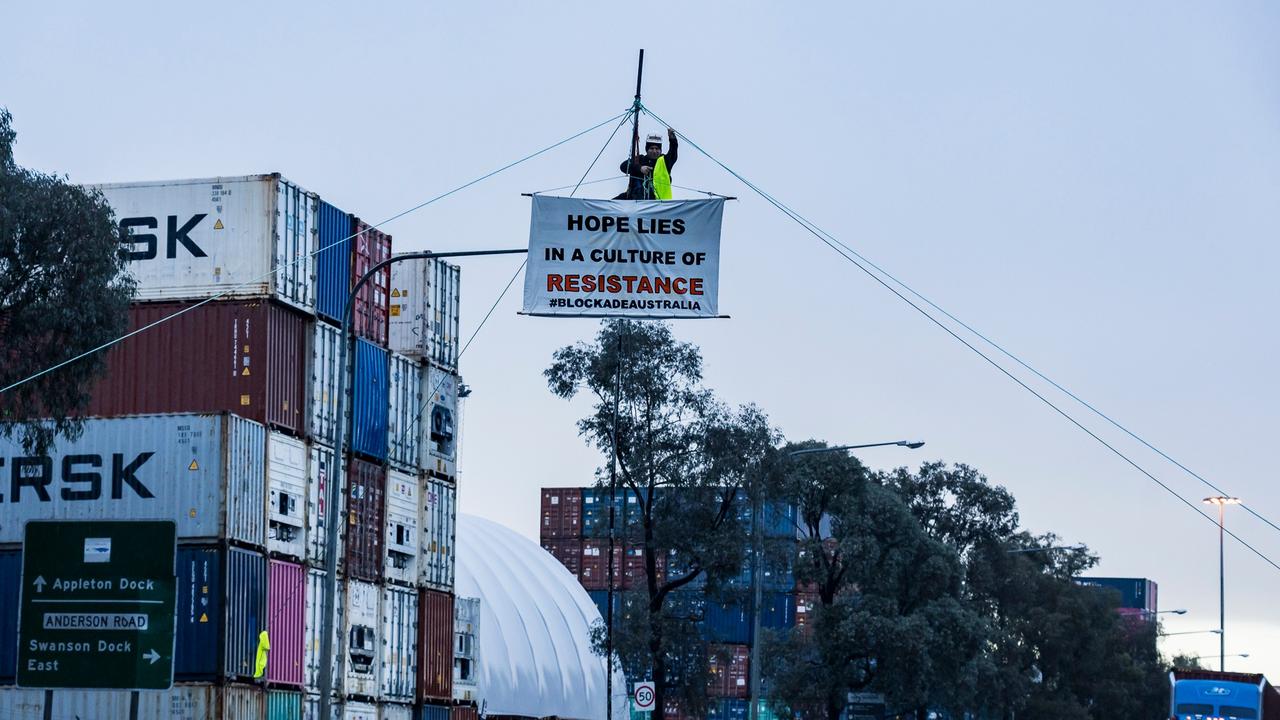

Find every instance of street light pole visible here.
[746,440,925,720]
[317,247,527,720]
[1202,496,1240,673]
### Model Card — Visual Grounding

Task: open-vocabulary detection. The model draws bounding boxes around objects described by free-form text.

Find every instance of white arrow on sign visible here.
[32,576,46,593]
[144,649,160,665]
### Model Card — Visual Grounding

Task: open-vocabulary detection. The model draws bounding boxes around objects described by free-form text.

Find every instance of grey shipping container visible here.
[0,683,265,720]
[309,320,343,446]
[307,442,343,567]
[304,568,341,693]
[387,352,423,471]
[419,476,456,591]
[388,255,461,371]
[0,414,266,546]
[175,545,267,681]
[92,174,319,312]
[380,584,418,702]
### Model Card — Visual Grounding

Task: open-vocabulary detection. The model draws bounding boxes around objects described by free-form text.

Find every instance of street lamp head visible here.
[1170,609,1188,615]
[901,441,925,449]
[1202,496,1242,506]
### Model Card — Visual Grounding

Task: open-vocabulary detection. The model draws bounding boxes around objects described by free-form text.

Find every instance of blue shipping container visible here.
[0,550,18,681]
[351,338,389,461]
[703,598,751,644]
[582,487,630,538]
[415,703,451,720]
[267,689,303,720]
[1074,577,1157,611]
[316,200,353,324]
[758,592,796,631]
[708,699,750,720]
[176,545,267,681]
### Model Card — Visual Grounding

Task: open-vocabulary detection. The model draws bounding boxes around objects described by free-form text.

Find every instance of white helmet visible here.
[645,133,663,146]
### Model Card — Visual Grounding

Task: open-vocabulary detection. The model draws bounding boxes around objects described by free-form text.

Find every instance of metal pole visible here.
[1219,502,1225,671]
[631,49,645,158]
[606,326,622,720]
[748,480,764,720]
[318,247,527,720]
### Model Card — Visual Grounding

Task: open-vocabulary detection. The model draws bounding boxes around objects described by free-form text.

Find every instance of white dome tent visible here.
[455,514,629,719]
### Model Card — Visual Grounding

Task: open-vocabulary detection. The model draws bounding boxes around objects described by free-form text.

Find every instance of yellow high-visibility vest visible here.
[653,156,672,200]
[253,630,270,678]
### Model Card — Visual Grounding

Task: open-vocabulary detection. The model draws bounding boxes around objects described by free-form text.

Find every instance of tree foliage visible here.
[0,108,134,452]
[546,319,776,714]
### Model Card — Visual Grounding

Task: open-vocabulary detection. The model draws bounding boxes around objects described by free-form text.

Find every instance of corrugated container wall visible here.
[0,550,18,682]
[450,705,479,720]
[708,644,750,698]
[387,353,423,470]
[388,256,461,371]
[309,321,342,446]
[382,705,413,720]
[453,597,480,703]
[380,585,418,702]
[541,538,583,582]
[384,469,419,586]
[93,174,317,312]
[307,442,341,566]
[344,701,378,720]
[580,540,624,591]
[0,414,266,546]
[304,694,344,720]
[316,200,353,324]
[540,487,582,539]
[268,689,304,720]
[704,599,751,645]
[345,459,386,582]
[86,300,308,434]
[175,545,267,681]
[419,476,456,591]
[582,488,629,539]
[758,592,795,632]
[268,431,309,560]
[416,589,454,702]
[415,704,450,720]
[2,684,267,720]
[350,217,391,347]
[344,580,381,699]
[268,559,307,687]
[422,367,459,480]
[352,339,390,461]
[304,569,341,691]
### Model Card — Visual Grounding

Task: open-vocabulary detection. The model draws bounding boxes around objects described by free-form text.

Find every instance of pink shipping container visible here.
[350,217,391,347]
[345,458,386,582]
[85,300,308,433]
[416,589,454,702]
[540,487,582,539]
[267,559,306,686]
[540,538,583,581]
[708,643,750,698]
[579,540,624,591]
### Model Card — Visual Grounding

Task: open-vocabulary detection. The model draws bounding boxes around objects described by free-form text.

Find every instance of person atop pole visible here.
[616,127,677,200]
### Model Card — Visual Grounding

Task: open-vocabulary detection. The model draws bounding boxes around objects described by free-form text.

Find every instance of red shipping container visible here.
[344,458,386,582]
[794,592,820,635]
[541,538,583,581]
[580,540,625,592]
[266,558,305,686]
[451,704,479,720]
[416,588,455,702]
[540,487,583,539]
[623,545,666,590]
[707,644,750,698]
[86,300,307,432]
[350,217,391,347]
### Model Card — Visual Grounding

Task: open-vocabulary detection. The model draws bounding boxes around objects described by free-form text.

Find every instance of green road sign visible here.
[17,520,177,690]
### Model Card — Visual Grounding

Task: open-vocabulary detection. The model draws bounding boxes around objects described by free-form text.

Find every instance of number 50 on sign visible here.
[633,681,656,712]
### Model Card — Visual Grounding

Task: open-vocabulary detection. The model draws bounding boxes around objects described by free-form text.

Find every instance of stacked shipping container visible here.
[0,174,470,720]
[541,486,798,708]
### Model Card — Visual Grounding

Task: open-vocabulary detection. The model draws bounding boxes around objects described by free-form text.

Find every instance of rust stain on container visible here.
[416,588,454,702]
[344,458,386,582]
[86,300,307,433]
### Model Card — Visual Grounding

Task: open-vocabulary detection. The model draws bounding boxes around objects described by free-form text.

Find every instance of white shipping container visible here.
[307,442,344,566]
[344,702,378,720]
[379,585,419,702]
[453,596,481,703]
[388,255,461,371]
[92,174,318,311]
[419,476,456,591]
[384,469,419,585]
[305,694,343,720]
[309,321,343,446]
[0,414,265,546]
[422,367,460,481]
[380,704,414,720]
[343,581,381,699]
[386,353,423,471]
[305,568,342,692]
[268,431,309,560]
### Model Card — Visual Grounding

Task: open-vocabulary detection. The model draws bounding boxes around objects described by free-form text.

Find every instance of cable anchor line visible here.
[636,102,1280,576]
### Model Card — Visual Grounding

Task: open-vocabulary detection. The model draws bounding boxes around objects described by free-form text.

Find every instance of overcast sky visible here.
[4,1,1278,678]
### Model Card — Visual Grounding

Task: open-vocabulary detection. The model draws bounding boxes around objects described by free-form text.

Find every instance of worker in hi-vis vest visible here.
[617,128,677,200]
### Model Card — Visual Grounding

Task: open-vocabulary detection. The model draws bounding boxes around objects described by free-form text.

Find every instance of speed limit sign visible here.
[633,681,656,712]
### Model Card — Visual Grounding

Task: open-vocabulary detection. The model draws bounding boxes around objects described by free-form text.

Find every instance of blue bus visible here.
[1170,670,1280,720]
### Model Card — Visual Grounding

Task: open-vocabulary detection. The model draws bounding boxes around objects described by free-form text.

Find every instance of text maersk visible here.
[0,452,155,501]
